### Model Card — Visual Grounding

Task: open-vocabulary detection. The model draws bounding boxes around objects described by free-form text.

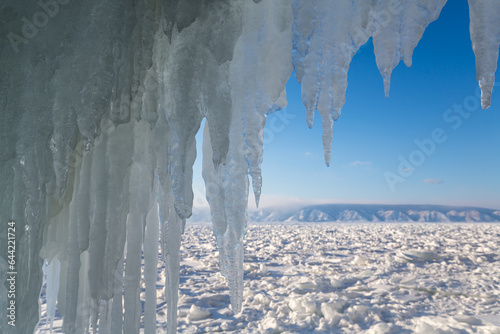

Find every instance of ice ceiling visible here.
[0,0,499,333]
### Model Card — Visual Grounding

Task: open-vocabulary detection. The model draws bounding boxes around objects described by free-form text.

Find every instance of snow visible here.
[1,1,500,333]
[37,222,500,333]
[187,305,211,321]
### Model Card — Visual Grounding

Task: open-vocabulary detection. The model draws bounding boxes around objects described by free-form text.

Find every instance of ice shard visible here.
[371,0,448,97]
[467,0,500,109]
[43,258,61,333]
[0,1,498,333]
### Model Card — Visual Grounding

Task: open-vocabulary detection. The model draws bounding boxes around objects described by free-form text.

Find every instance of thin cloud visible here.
[423,178,444,185]
[349,160,372,167]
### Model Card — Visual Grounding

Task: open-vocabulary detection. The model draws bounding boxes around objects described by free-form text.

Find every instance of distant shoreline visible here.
[189,204,500,223]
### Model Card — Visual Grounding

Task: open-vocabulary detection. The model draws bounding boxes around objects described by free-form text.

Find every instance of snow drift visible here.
[0,0,499,333]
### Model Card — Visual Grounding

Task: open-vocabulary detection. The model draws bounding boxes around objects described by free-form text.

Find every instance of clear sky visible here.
[193,0,500,210]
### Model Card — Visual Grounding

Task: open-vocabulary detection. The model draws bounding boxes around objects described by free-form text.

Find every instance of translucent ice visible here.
[467,0,500,109]
[0,1,498,333]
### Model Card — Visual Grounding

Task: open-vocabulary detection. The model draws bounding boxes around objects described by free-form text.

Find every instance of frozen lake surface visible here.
[37,223,500,333]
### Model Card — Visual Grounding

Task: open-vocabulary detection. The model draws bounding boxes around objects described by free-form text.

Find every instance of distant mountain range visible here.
[190,204,500,223]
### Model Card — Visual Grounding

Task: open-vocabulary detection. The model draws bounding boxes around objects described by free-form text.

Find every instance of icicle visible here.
[87,119,111,302]
[76,251,93,333]
[203,92,248,312]
[202,3,293,311]
[64,181,82,334]
[292,0,372,165]
[372,0,447,98]
[159,185,182,334]
[1,1,500,333]
[293,0,447,163]
[144,201,160,334]
[110,254,125,334]
[76,149,92,253]
[55,259,68,327]
[44,258,61,333]
[238,0,293,207]
[468,0,500,109]
[90,299,99,333]
[155,93,181,334]
[98,300,112,334]
[202,122,229,277]
[20,140,51,334]
[124,120,154,334]
[123,207,143,334]
[321,113,335,166]
[102,120,132,302]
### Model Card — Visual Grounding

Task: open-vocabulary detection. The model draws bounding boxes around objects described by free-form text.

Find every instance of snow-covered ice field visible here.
[37,223,500,333]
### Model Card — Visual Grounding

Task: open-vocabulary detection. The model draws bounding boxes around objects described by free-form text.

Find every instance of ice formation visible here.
[0,0,498,333]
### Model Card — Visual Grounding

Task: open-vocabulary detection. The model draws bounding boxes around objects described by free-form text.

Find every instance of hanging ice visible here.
[371,0,448,97]
[467,0,500,109]
[43,259,61,333]
[0,0,498,333]
[292,0,449,165]
[202,0,292,313]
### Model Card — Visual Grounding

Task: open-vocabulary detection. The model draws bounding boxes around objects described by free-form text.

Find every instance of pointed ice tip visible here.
[384,80,390,98]
[255,194,260,208]
[306,109,314,129]
[181,218,186,234]
[231,300,243,314]
[213,155,226,171]
[481,95,491,110]
[382,72,391,98]
[404,57,412,68]
[324,152,331,167]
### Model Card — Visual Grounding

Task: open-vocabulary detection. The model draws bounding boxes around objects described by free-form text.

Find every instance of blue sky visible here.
[194,0,500,210]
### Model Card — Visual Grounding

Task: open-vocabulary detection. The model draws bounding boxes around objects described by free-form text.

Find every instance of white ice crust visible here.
[0,1,498,333]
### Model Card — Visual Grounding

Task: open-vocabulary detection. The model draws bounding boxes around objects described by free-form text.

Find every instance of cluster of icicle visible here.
[0,0,498,333]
